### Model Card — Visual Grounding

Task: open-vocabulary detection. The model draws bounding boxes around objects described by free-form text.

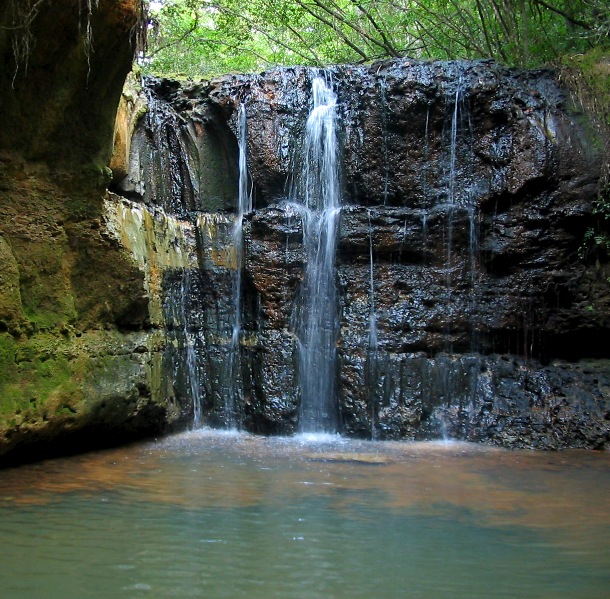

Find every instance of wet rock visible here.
[0,1,187,466]
[114,58,609,449]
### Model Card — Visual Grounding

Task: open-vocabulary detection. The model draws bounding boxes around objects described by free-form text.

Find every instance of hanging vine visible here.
[79,0,100,74]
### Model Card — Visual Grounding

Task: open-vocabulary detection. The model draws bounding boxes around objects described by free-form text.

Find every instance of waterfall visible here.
[233,103,252,347]
[166,270,203,427]
[379,76,390,205]
[291,75,342,434]
[230,104,252,345]
[109,62,598,447]
[436,72,481,433]
[103,197,205,426]
[220,102,251,430]
[365,209,379,439]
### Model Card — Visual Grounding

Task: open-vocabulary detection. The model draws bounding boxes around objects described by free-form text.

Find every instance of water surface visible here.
[0,431,608,598]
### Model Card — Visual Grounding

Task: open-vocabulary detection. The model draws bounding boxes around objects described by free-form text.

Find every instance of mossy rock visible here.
[0,235,25,333]
[0,329,184,465]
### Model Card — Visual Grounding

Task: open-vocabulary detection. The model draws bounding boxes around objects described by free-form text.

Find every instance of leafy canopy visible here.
[142,0,609,76]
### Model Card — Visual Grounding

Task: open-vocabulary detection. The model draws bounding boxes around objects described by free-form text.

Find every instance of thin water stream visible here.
[0,432,608,598]
[366,209,379,439]
[220,102,251,430]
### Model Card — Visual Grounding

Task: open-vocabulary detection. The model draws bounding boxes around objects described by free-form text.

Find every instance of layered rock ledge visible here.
[0,0,608,462]
[109,61,610,449]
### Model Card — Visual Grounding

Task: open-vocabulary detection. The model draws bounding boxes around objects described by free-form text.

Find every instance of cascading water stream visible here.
[446,77,479,351]
[220,102,251,430]
[365,209,379,439]
[291,75,342,434]
[367,211,378,353]
[445,76,462,295]
[167,271,203,427]
[463,107,480,352]
[442,75,465,355]
[437,73,481,435]
[448,77,461,206]
[231,103,252,348]
[134,87,199,215]
[422,107,431,254]
[379,76,390,205]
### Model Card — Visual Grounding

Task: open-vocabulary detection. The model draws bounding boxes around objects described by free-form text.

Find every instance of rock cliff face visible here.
[0,1,608,461]
[0,1,189,465]
[113,61,610,449]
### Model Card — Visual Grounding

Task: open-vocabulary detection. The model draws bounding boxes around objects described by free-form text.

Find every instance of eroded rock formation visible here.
[0,0,608,462]
[0,1,186,465]
[113,61,610,448]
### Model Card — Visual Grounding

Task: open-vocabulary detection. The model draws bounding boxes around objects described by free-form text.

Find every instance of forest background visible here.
[143,0,608,75]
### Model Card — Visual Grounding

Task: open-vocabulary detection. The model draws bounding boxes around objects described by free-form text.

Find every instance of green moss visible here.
[0,332,85,425]
[9,233,77,330]
[0,329,170,441]
[562,48,610,266]
[78,164,113,194]
[579,52,609,128]
[562,48,610,127]
[0,334,16,387]
[24,309,74,331]
[0,235,25,332]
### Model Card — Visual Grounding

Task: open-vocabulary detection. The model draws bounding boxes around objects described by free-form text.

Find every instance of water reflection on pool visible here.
[0,430,608,598]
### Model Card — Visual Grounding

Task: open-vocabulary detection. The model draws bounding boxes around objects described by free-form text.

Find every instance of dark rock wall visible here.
[1,0,606,463]
[0,0,141,168]
[125,60,610,448]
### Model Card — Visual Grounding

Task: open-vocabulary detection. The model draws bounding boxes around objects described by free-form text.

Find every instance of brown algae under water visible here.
[0,430,608,598]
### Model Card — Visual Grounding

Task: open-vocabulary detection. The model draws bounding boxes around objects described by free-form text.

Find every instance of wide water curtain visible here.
[293,75,342,434]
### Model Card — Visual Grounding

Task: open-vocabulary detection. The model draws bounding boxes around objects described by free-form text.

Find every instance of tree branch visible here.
[294,0,370,60]
[310,0,398,57]
[146,13,200,58]
[349,0,401,57]
[533,0,592,29]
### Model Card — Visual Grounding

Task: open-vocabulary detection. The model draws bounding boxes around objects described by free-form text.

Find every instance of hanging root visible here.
[6,0,48,85]
[78,0,100,79]
[131,0,149,62]
[6,0,107,85]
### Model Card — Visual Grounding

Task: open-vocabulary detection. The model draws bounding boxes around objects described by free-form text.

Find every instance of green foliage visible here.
[563,45,610,264]
[580,193,610,262]
[569,46,610,127]
[141,0,609,77]
[580,227,610,261]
